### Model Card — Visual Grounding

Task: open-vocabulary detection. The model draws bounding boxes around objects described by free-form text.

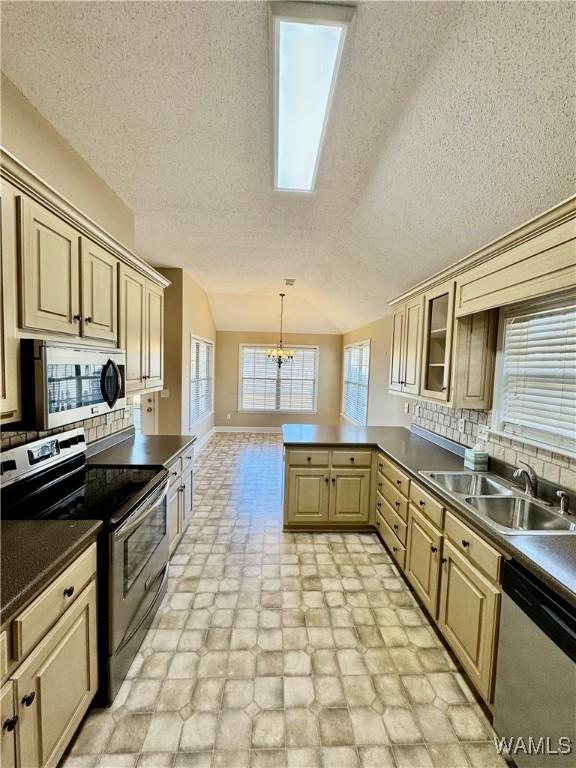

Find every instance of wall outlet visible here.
[458,418,465,433]
[160,389,170,399]
[226,413,231,420]
[404,402,410,414]
[477,424,489,440]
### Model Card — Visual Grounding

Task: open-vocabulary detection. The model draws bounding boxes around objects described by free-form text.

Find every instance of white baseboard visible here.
[213,426,282,434]
[194,427,215,453]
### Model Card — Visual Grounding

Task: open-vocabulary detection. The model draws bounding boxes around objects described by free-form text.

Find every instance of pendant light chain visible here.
[267,292,295,367]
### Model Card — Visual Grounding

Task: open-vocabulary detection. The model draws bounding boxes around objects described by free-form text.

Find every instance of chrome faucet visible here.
[557,490,571,516]
[513,461,537,497]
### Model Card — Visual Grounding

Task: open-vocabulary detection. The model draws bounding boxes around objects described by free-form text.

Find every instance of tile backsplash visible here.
[412,401,576,492]
[0,400,134,451]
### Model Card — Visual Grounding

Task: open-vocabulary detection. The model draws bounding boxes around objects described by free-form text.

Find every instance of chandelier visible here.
[267,293,294,367]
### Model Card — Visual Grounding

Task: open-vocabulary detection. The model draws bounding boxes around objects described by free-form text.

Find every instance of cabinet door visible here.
[168,484,182,556]
[329,469,371,524]
[401,296,424,395]
[145,282,164,389]
[18,197,81,336]
[119,264,146,393]
[451,310,497,410]
[286,468,330,524]
[421,281,455,401]
[181,468,193,533]
[438,540,500,702]
[14,581,97,768]
[389,306,405,392]
[0,681,17,768]
[0,185,21,422]
[81,237,118,343]
[405,506,442,618]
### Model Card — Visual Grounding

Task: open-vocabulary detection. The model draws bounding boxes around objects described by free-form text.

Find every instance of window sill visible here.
[340,413,367,427]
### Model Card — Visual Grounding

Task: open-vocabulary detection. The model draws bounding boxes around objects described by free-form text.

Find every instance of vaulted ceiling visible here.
[2,1,574,332]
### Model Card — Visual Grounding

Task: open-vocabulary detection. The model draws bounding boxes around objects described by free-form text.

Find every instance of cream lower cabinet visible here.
[284,449,372,527]
[119,264,164,393]
[405,505,442,618]
[438,540,500,702]
[167,449,195,556]
[1,681,17,768]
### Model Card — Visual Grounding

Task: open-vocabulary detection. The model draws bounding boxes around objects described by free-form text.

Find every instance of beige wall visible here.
[157,269,216,441]
[1,74,135,248]
[215,332,342,428]
[343,315,411,428]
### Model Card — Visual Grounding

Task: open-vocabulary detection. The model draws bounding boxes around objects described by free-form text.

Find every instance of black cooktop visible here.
[1,455,163,528]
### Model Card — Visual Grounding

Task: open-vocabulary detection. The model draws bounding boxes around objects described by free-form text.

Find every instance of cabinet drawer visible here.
[444,511,501,583]
[376,492,407,545]
[331,450,372,467]
[409,481,444,529]
[376,472,408,521]
[287,450,330,467]
[375,512,406,570]
[12,543,97,660]
[377,454,410,497]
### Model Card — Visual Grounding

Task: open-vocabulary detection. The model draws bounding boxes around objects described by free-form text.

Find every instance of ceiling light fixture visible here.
[271,2,355,192]
[267,293,295,367]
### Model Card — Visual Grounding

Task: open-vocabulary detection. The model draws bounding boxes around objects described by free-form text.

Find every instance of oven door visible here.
[34,341,127,429]
[110,477,169,655]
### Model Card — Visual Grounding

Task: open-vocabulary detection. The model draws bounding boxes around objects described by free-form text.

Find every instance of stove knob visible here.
[0,460,16,475]
[59,439,71,449]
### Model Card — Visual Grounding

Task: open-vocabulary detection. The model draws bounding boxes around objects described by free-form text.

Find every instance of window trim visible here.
[340,338,371,426]
[189,334,214,429]
[237,343,319,414]
[491,292,576,459]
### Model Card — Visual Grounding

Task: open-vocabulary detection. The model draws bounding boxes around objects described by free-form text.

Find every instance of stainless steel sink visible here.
[464,496,576,534]
[425,471,513,496]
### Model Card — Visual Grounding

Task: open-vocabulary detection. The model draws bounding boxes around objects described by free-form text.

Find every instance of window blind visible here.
[190,338,213,426]
[240,346,318,412]
[342,341,370,425]
[498,301,576,453]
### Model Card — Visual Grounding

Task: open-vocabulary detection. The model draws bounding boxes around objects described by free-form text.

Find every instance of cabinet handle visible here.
[392,546,398,553]
[179,486,185,493]
[331,477,336,484]
[186,455,192,460]
[2,716,17,732]
[461,539,470,548]
[396,479,402,486]
[378,482,382,489]
[85,316,92,323]
[63,586,75,598]
[22,692,36,707]
[441,386,447,392]
[378,463,383,470]
[394,501,400,508]
[171,471,178,477]
[431,546,438,553]
[393,523,398,530]
[441,557,448,564]
[419,500,425,507]
[377,501,381,509]
[325,477,330,484]
[350,457,355,463]
[307,456,312,462]
[142,375,149,380]
[73,314,81,322]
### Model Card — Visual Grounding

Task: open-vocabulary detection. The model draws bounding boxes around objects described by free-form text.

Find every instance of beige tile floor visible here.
[65,433,506,768]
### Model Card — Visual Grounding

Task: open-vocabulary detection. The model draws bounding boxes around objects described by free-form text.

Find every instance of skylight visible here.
[272,4,354,192]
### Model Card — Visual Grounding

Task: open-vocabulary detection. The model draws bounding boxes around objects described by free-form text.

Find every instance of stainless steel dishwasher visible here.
[494,560,576,767]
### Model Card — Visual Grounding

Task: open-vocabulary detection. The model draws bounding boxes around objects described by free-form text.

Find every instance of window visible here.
[190,337,213,427]
[239,345,318,412]
[271,4,354,191]
[494,295,576,455]
[342,340,370,425]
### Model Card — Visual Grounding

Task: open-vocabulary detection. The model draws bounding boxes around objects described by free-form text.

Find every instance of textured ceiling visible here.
[2,1,575,332]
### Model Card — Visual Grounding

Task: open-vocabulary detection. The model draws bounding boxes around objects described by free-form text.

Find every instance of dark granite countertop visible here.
[1,520,102,626]
[282,424,576,607]
[87,433,197,469]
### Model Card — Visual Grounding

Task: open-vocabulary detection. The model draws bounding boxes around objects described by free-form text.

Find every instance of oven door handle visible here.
[115,479,169,543]
[115,563,168,655]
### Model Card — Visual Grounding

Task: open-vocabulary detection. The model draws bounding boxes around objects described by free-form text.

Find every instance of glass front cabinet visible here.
[421,281,455,401]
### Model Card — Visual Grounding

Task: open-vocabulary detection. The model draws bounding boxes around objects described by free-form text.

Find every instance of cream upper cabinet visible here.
[0,184,21,423]
[0,681,17,768]
[119,264,164,393]
[119,264,146,392]
[13,581,97,768]
[389,297,424,395]
[405,506,442,618]
[438,540,500,702]
[421,281,455,401]
[80,237,118,343]
[450,309,497,410]
[286,468,330,524]
[329,469,371,524]
[145,281,164,389]
[18,197,81,336]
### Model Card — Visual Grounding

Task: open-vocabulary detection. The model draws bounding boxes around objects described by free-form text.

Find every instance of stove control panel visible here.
[0,428,86,486]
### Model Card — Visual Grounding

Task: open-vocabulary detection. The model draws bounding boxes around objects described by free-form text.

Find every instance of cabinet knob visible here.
[431,546,438,553]
[3,716,18,732]
[142,375,149,380]
[392,546,398,553]
[186,455,193,460]
[393,523,398,530]
[461,539,470,548]
[396,479,401,486]
[350,457,355,463]
[331,477,336,484]
[179,486,185,493]
[377,501,381,509]
[73,314,81,322]
[378,482,382,489]
[394,501,400,508]
[378,463,383,470]
[325,477,330,484]
[85,316,93,323]
[171,471,178,477]
[22,692,36,707]
[419,500,425,507]
[63,585,75,598]
[307,456,312,462]
[441,557,448,564]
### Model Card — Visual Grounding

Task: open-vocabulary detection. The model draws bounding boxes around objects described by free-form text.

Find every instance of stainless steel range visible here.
[1,429,169,704]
